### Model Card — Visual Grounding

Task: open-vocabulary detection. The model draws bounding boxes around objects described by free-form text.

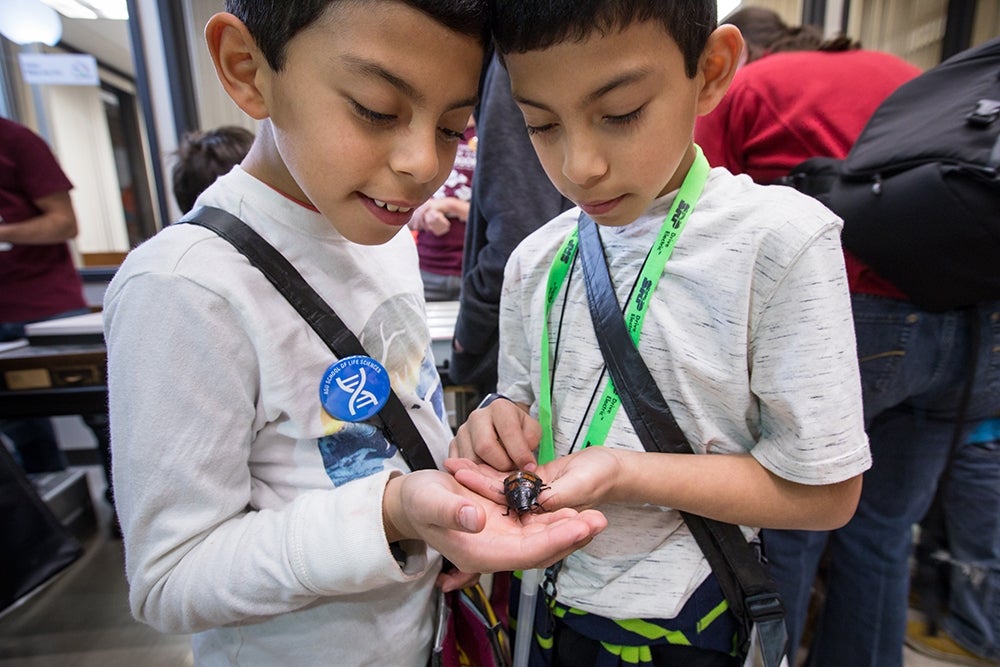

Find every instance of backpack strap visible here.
[180,205,438,473]
[576,212,787,666]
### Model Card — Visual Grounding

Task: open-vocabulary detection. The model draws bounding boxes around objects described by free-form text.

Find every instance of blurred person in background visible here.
[408,116,476,302]
[172,125,255,213]
[697,10,1000,667]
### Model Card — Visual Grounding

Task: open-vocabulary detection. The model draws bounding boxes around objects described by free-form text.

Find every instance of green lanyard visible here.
[537,146,710,465]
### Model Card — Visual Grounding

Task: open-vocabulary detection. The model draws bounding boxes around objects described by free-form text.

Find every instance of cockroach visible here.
[502,470,548,515]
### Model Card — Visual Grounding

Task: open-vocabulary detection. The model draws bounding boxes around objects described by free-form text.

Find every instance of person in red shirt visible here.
[0,117,112,502]
[695,9,920,302]
[695,11,940,666]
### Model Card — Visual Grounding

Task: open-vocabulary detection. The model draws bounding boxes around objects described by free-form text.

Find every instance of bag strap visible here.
[180,205,438,472]
[577,212,787,666]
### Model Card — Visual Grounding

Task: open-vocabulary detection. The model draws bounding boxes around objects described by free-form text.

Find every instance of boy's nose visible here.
[390,130,442,184]
[561,137,607,188]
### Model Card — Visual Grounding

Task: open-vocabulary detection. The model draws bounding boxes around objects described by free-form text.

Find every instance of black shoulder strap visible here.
[576,212,787,666]
[181,205,438,472]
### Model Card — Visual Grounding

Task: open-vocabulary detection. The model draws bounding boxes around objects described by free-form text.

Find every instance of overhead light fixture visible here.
[39,0,128,20]
[0,0,63,46]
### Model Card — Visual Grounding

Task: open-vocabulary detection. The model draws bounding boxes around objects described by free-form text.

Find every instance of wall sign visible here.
[18,53,99,86]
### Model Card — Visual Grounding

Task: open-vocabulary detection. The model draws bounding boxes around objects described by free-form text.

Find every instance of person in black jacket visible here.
[450,55,572,396]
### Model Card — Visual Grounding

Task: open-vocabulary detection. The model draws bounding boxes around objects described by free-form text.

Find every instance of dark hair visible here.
[724,6,859,64]
[491,0,717,78]
[225,0,490,72]
[172,126,255,212]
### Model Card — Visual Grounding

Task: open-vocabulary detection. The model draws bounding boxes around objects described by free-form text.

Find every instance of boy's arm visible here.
[537,447,862,530]
[450,419,861,531]
[0,191,78,245]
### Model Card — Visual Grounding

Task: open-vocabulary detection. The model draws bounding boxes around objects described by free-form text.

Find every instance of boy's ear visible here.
[205,13,270,120]
[696,25,743,116]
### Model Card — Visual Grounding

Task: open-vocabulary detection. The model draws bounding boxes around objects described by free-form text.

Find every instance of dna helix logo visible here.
[335,367,381,417]
[319,355,392,422]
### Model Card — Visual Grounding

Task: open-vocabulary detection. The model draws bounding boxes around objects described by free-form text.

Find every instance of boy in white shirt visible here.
[450,1,870,664]
[103,2,606,665]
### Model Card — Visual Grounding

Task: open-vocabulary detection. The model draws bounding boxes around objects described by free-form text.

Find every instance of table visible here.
[426,300,460,376]
[0,303,464,420]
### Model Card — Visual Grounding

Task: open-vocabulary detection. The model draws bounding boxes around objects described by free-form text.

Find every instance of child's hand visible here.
[436,569,481,593]
[408,197,468,236]
[408,201,448,235]
[533,447,624,511]
[449,398,540,471]
[448,447,623,513]
[383,469,607,574]
[443,457,512,506]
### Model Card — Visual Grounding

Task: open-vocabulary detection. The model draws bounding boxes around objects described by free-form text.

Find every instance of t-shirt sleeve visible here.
[748,220,871,484]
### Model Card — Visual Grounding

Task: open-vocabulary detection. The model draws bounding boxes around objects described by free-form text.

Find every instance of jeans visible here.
[763,295,1000,667]
[942,422,1000,661]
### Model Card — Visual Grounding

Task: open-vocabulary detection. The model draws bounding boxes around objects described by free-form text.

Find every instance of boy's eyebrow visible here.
[514,68,652,111]
[341,55,478,111]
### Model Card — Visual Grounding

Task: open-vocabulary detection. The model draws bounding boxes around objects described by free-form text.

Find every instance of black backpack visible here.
[782,36,1000,311]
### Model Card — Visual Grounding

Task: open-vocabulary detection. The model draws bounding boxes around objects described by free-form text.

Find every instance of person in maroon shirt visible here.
[408,118,476,301]
[0,117,109,484]
[0,117,87,324]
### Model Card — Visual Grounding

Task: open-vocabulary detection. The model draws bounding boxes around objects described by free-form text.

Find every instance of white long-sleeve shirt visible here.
[104,166,453,665]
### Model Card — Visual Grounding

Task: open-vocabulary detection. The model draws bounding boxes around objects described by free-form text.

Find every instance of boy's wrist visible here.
[599,448,633,505]
[476,392,511,410]
[382,475,411,543]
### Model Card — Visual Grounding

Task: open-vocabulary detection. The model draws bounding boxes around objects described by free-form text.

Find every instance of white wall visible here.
[43,84,131,254]
[183,0,256,133]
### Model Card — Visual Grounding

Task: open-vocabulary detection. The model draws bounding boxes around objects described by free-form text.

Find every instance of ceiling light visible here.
[0,0,63,46]
[39,0,128,20]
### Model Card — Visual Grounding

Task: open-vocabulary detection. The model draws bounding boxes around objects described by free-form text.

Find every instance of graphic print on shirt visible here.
[317,292,445,485]
[359,293,447,424]
[319,422,396,485]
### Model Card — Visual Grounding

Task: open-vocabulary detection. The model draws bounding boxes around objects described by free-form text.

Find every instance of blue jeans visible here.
[763,295,1000,667]
[943,421,1000,661]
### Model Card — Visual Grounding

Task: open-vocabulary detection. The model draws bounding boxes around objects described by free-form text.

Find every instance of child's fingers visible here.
[452,412,520,470]
[436,569,481,593]
[478,399,539,471]
[448,464,506,503]
[402,472,487,534]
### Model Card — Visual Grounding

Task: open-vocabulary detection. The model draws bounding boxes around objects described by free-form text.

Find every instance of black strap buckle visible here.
[745,592,785,622]
[541,561,562,601]
[966,99,1000,128]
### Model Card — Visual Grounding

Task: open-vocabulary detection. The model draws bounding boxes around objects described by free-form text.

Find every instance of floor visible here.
[0,466,193,667]
[0,465,973,666]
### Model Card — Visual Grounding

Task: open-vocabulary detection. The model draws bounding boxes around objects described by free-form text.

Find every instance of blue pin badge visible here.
[318,355,392,422]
